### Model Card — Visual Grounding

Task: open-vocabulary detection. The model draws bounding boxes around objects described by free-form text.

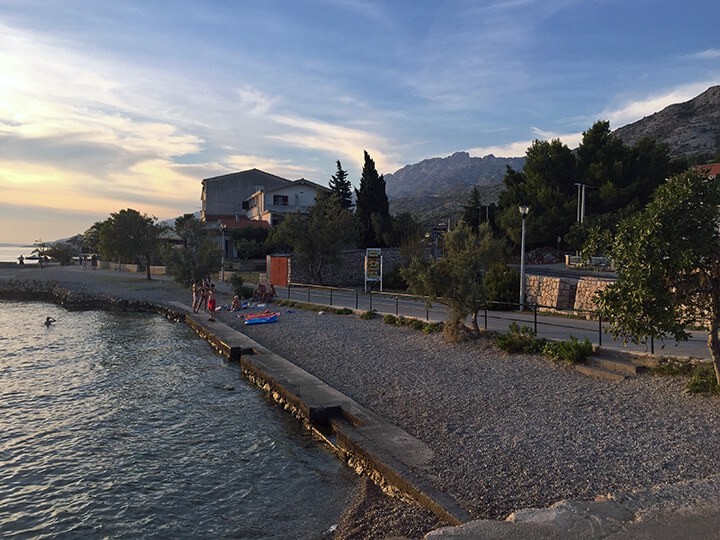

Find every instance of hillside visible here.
[613,85,720,158]
[384,152,524,199]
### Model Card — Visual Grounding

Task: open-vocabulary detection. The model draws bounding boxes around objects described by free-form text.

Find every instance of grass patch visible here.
[360,310,376,320]
[687,365,720,395]
[651,361,694,377]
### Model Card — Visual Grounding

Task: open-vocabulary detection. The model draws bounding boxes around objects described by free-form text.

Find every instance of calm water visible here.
[0,301,357,538]
[0,245,36,263]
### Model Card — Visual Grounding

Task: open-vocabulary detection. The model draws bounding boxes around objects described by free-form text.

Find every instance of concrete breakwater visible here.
[0,279,469,528]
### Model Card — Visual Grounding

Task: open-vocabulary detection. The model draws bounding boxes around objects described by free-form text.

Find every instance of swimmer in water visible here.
[44,317,56,327]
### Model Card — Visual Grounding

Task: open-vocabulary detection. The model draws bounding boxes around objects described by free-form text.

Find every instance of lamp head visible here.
[519,205,529,216]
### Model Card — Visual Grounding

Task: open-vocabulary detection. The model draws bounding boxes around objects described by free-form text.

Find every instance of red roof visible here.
[204,215,270,230]
[697,163,720,177]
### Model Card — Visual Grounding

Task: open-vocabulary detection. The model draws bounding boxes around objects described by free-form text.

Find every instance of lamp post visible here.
[218,222,227,281]
[519,205,529,311]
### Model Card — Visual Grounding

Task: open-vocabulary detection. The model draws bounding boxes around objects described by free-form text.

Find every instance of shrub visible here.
[484,262,520,311]
[542,336,593,364]
[360,310,376,320]
[383,314,398,325]
[495,322,546,353]
[421,322,443,334]
[228,273,245,297]
[687,365,720,395]
[412,319,425,330]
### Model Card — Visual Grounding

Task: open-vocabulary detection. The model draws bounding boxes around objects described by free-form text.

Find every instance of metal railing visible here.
[285,282,615,345]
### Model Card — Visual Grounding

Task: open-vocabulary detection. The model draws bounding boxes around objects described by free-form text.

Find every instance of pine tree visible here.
[355,151,392,248]
[461,187,482,232]
[329,160,353,210]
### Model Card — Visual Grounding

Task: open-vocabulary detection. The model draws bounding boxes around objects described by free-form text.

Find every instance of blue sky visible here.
[1,0,718,244]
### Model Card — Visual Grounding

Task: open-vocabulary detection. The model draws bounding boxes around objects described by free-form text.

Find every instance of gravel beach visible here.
[3,265,720,539]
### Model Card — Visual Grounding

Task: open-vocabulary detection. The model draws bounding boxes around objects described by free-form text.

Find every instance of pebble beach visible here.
[3,265,720,539]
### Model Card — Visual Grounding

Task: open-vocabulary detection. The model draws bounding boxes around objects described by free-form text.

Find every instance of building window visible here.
[273,195,289,206]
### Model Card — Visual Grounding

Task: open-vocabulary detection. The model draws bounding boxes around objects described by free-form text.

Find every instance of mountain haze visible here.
[384,152,525,199]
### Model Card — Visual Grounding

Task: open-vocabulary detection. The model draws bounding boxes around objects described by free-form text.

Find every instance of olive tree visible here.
[597,169,720,385]
[401,222,506,339]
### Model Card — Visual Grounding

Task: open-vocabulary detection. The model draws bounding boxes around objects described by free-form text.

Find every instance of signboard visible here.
[364,248,382,292]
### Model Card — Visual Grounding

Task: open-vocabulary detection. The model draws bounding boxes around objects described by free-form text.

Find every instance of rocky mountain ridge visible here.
[384,152,524,199]
[612,85,720,158]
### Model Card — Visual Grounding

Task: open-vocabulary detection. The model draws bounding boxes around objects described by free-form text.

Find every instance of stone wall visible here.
[287,248,407,286]
[522,275,613,316]
[573,277,614,313]
[525,275,578,310]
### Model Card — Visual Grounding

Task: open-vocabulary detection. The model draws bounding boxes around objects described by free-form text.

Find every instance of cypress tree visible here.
[355,150,392,248]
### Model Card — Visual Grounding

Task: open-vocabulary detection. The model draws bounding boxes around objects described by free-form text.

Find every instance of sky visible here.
[1,0,719,245]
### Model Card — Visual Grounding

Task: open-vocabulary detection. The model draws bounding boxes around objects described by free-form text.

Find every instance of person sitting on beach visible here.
[44,316,56,327]
[207,284,217,321]
[253,282,266,301]
[230,295,241,311]
[267,284,276,300]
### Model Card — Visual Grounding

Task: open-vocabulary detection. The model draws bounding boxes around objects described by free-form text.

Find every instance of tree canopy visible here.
[269,190,355,284]
[596,169,720,385]
[497,121,684,250]
[401,222,506,338]
[98,209,163,279]
[329,159,354,210]
[355,150,392,248]
[162,213,221,286]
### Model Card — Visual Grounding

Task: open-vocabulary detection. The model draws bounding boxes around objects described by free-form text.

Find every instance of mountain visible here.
[613,85,720,158]
[384,152,525,199]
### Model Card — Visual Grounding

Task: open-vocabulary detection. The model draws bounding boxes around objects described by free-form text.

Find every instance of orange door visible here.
[270,256,289,286]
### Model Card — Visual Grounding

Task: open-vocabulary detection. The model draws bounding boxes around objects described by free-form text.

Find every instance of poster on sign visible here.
[364,248,382,292]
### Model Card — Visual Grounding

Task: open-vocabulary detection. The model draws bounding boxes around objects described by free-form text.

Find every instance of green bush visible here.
[495,322,546,353]
[484,262,520,311]
[542,336,593,364]
[421,322,443,334]
[228,273,245,297]
[412,319,425,331]
[383,314,398,325]
[687,365,720,395]
[360,310,375,320]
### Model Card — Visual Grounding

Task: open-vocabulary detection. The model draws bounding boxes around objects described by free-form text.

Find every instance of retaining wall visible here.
[288,248,407,286]
[523,275,614,315]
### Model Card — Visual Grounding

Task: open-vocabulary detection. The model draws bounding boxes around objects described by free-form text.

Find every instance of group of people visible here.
[192,279,217,321]
[253,282,276,301]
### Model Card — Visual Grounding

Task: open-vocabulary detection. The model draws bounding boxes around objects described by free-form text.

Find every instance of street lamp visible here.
[218,222,227,281]
[519,205,529,311]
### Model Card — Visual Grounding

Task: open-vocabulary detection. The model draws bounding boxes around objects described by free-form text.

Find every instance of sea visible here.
[0,244,37,264]
[0,300,357,538]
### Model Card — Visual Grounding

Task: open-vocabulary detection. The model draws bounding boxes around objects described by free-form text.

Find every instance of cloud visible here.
[468,127,584,157]
[601,82,717,128]
[693,49,720,60]
[268,114,402,176]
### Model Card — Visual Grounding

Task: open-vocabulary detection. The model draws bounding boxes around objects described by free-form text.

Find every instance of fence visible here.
[284,281,638,349]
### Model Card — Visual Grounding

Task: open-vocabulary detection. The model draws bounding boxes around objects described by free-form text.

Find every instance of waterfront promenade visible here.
[2,264,720,539]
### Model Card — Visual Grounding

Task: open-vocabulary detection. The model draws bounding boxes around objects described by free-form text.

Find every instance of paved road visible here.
[278,283,711,360]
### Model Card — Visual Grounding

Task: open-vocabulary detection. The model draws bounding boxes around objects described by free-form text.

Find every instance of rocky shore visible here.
[2,265,720,539]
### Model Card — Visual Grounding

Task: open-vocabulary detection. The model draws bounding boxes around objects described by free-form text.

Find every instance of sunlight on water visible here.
[0,301,356,538]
